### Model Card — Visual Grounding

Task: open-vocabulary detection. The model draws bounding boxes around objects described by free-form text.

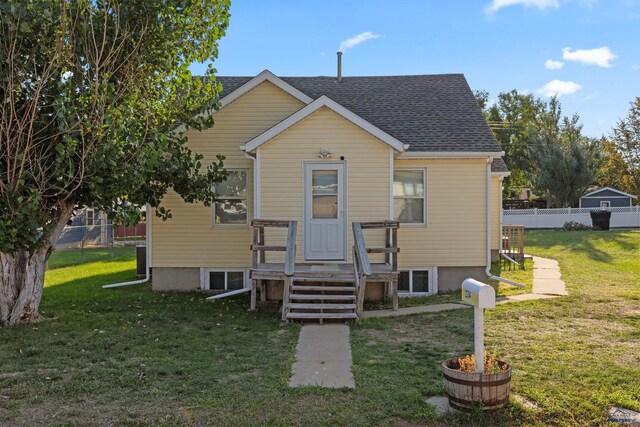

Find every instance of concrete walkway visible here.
[361,302,468,318]
[289,324,355,388]
[532,256,568,295]
[288,256,567,389]
[364,255,568,318]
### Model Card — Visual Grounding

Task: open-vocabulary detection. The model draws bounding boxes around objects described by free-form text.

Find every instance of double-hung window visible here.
[393,169,425,224]
[214,170,248,225]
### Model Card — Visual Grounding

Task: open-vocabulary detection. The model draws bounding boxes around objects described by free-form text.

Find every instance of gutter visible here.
[485,157,525,288]
[102,204,152,289]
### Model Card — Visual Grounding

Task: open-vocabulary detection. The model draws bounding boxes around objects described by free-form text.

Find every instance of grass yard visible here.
[0,231,638,426]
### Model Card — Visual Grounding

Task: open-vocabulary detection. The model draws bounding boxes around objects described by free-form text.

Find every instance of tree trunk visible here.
[0,247,51,326]
[0,202,73,326]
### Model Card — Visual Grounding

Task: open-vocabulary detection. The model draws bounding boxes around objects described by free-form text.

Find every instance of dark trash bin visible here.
[136,246,147,278]
[590,210,611,230]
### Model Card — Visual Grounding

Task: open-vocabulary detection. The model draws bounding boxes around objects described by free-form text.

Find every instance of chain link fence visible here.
[53,222,146,264]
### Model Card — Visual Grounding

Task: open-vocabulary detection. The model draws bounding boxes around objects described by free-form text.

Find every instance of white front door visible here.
[304,162,346,261]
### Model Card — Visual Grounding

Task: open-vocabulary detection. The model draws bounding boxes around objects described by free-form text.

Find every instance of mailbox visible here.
[461,278,496,309]
[461,278,496,373]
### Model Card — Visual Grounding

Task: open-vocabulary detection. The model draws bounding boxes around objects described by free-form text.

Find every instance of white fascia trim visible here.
[241,95,407,153]
[583,186,638,199]
[221,69,313,108]
[491,171,511,177]
[173,70,313,134]
[397,151,505,159]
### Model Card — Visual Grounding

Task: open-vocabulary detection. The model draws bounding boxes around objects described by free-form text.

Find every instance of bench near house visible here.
[148,67,509,320]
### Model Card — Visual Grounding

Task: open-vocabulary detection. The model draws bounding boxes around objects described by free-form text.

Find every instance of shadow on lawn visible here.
[527,230,639,263]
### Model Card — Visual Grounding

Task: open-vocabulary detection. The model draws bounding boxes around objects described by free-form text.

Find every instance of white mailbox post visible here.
[461,278,496,373]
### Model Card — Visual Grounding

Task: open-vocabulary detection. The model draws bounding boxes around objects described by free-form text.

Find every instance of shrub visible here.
[563,221,592,231]
[457,352,508,374]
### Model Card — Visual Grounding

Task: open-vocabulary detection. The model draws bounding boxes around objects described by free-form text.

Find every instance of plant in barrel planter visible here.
[442,352,511,411]
[442,279,512,411]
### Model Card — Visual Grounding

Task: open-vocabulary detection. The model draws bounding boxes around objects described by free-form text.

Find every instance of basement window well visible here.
[398,268,436,294]
[204,270,247,291]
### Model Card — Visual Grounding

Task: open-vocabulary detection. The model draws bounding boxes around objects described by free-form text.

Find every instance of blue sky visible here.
[190,0,640,137]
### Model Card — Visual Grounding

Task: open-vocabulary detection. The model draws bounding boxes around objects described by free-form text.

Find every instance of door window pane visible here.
[398,271,410,292]
[394,198,424,223]
[227,272,244,290]
[412,271,430,293]
[209,272,225,290]
[313,195,338,219]
[312,170,338,195]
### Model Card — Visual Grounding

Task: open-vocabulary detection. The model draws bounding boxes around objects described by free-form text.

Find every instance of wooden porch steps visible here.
[290,294,356,301]
[291,285,355,292]
[285,281,358,322]
[287,312,358,320]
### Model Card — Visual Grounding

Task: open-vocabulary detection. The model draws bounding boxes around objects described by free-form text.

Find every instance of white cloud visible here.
[486,0,559,14]
[338,32,381,52]
[545,59,565,69]
[562,46,617,68]
[537,80,582,97]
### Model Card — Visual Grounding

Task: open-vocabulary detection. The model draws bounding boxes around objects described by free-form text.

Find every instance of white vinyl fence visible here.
[503,206,640,229]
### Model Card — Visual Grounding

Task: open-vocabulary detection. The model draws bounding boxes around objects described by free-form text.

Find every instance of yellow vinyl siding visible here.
[491,175,502,251]
[152,81,305,268]
[394,158,488,267]
[259,107,390,263]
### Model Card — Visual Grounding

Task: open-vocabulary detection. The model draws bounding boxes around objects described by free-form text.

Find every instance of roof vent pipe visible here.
[337,51,342,82]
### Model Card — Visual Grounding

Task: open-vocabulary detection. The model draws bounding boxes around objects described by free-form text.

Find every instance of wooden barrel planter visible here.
[441,358,511,412]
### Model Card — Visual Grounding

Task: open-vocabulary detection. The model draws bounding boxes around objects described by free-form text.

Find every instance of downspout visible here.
[103,204,152,289]
[485,157,524,287]
[244,151,258,219]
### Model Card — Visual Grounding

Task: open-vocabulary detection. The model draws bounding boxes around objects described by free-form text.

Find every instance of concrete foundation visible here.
[152,267,200,292]
[150,266,489,297]
[437,266,487,293]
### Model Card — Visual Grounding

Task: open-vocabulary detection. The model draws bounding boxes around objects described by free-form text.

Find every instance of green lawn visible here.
[0,231,638,426]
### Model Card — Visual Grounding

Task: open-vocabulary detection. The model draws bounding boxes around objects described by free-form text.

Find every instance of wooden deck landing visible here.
[250,219,400,322]
[251,263,395,282]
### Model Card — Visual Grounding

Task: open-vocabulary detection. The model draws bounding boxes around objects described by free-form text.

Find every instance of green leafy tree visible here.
[475,90,544,198]
[598,137,639,200]
[0,0,230,325]
[609,97,640,198]
[527,101,603,207]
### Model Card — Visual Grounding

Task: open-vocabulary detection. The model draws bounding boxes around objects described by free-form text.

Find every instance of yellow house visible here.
[149,69,509,319]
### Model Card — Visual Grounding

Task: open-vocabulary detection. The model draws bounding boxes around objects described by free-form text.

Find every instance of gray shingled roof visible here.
[491,158,509,173]
[214,74,503,153]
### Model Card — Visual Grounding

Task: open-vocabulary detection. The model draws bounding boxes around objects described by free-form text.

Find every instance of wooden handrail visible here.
[251,219,291,228]
[352,222,372,276]
[284,221,297,276]
[359,221,400,229]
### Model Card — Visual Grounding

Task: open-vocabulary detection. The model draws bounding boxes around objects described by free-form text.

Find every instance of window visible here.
[86,209,95,227]
[600,201,611,209]
[398,269,433,294]
[205,270,246,291]
[394,170,425,224]
[214,170,248,225]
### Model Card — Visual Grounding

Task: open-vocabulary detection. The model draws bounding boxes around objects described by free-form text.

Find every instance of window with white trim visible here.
[600,201,611,209]
[86,208,95,227]
[205,270,246,291]
[393,169,425,224]
[398,269,433,294]
[214,170,248,225]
